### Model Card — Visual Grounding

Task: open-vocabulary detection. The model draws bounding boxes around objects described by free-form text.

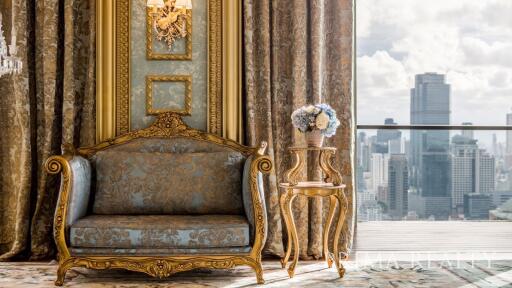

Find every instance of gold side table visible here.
[279,147,348,278]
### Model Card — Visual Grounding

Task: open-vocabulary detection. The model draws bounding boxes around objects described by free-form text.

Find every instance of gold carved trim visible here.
[53,255,264,286]
[146,75,192,116]
[146,8,193,60]
[80,113,253,157]
[207,0,222,135]
[115,0,131,136]
[45,113,272,286]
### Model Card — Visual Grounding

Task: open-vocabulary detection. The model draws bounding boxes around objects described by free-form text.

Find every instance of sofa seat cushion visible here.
[70,215,250,249]
[92,150,246,215]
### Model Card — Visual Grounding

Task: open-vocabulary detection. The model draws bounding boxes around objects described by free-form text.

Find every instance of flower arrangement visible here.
[291,104,340,137]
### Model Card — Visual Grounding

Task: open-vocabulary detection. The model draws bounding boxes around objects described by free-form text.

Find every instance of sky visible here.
[356,0,512,127]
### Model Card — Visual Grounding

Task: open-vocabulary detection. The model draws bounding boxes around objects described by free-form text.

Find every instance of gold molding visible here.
[45,113,272,286]
[146,75,192,115]
[146,8,193,60]
[95,0,116,143]
[222,0,243,143]
[96,0,226,142]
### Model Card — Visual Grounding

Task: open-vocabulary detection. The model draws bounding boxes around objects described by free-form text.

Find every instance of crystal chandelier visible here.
[0,8,22,78]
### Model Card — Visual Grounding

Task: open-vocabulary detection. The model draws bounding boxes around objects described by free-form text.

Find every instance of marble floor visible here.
[1,259,511,288]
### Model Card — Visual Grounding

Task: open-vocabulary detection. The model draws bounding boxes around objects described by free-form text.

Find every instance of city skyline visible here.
[357,72,511,221]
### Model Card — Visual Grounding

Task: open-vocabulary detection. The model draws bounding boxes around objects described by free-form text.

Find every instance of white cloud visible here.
[461,37,512,67]
[357,51,410,124]
[358,51,408,89]
[483,1,512,29]
[357,0,512,126]
[489,71,510,88]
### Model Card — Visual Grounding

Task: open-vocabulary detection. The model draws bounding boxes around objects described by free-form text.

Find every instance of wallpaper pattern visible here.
[130,0,207,130]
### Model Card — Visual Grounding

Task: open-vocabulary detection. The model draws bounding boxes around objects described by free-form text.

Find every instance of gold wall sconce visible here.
[147,0,193,50]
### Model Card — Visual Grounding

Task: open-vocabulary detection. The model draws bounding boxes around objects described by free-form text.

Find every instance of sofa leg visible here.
[251,261,265,284]
[55,265,68,286]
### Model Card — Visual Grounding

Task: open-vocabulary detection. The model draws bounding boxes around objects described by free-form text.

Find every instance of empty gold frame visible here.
[146,8,192,60]
[96,0,241,143]
[146,75,192,115]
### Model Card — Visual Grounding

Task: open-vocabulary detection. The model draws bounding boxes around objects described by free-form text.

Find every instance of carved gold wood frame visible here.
[146,75,192,115]
[45,113,273,286]
[146,8,193,60]
[97,0,240,142]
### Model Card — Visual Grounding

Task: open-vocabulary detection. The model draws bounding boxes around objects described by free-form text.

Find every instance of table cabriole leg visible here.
[333,189,348,278]
[280,189,294,268]
[323,195,337,268]
[286,194,299,278]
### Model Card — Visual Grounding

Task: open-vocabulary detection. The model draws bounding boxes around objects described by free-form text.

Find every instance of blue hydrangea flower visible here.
[291,104,340,137]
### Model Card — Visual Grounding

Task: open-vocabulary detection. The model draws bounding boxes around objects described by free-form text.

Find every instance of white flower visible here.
[316,112,329,129]
[305,105,316,114]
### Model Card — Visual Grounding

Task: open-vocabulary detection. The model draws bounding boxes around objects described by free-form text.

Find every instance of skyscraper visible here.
[410,73,451,219]
[371,153,390,191]
[377,118,401,146]
[492,133,498,156]
[461,122,474,139]
[450,135,477,213]
[450,135,496,215]
[464,194,492,220]
[376,118,404,155]
[506,111,512,167]
[388,154,409,219]
[357,132,371,172]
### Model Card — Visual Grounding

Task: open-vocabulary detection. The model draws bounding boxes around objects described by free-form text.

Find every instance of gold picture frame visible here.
[146,8,193,60]
[146,75,192,115]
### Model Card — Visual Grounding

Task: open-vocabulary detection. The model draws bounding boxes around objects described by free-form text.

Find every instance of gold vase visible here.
[305,130,324,147]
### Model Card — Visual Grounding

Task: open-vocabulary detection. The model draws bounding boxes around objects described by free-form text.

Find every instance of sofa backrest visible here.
[102,138,238,154]
[90,138,247,215]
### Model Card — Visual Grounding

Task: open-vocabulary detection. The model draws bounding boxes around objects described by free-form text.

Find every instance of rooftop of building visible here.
[490,199,512,220]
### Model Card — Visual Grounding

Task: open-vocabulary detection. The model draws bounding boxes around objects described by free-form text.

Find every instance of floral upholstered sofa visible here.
[45,113,272,286]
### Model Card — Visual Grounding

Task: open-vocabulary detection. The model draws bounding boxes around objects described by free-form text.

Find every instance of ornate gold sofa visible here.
[45,113,272,286]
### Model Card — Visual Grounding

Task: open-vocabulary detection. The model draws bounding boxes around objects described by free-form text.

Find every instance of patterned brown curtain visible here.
[0,0,95,260]
[243,0,354,259]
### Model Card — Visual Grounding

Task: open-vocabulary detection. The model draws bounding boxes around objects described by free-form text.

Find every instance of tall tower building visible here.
[478,150,495,195]
[357,132,371,172]
[450,135,495,215]
[410,73,451,218]
[506,111,512,167]
[371,153,390,192]
[388,154,409,219]
[376,118,403,154]
[461,122,474,140]
[492,133,498,156]
[450,135,477,213]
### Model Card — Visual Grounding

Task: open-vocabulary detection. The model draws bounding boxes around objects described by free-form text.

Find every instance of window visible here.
[356,0,512,221]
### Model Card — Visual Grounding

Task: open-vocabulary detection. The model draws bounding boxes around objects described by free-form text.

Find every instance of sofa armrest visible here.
[242,142,272,249]
[45,145,92,259]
